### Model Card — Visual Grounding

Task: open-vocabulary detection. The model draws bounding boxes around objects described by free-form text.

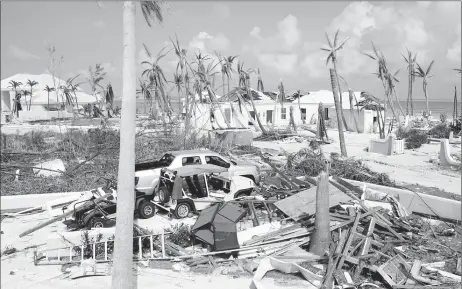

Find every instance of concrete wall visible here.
[16,107,74,122]
[326,108,375,133]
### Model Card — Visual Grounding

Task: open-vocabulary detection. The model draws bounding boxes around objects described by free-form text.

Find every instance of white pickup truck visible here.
[135,150,261,195]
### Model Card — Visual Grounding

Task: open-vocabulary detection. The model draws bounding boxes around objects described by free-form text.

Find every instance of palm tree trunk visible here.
[406,67,412,116]
[47,92,50,110]
[332,60,351,132]
[112,2,136,289]
[376,108,384,139]
[205,84,231,128]
[454,86,458,123]
[289,105,296,132]
[329,69,347,157]
[423,82,429,116]
[348,89,360,132]
[410,72,414,116]
[245,81,267,134]
[309,171,330,255]
[236,91,260,132]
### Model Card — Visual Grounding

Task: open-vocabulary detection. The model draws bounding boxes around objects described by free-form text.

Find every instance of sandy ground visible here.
[253,130,461,195]
[1,213,308,289]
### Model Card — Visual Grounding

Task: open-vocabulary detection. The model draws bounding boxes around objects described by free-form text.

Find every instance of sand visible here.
[253,129,461,195]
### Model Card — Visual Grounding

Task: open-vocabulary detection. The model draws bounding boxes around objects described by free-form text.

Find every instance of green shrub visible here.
[404,129,428,149]
[395,126,409,140]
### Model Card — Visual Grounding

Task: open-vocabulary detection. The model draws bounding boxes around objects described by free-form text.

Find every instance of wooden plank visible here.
[331,178,405,241]
[274,183,352,221]
[337,213,362,270]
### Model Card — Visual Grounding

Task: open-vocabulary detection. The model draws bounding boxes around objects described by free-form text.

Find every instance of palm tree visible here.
[112,2,164,289]
[385,69,405,118]
[26,79,39,111]
[8,80,22,116]
[329,69,347,157]
[105,83,115,117]
[136,79,153,115]
[402,48,417,116]
[86,64,107,115]
[414,60,435,116]
[171,72,184,113]
[321,29,352,131]
[363,42,399,135]
[141,45,172,119]
[64,75,83,113]
[43,85,55,110]
[237,61,267,134]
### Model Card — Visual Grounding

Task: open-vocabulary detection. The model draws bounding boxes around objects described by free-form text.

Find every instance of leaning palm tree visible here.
[26,79,39,111]
[402,48,417,116]
[414,60,435,117]
[321,29,352,131]
[43,85,55,110]
[8,80,22,116]
[237,60,267,134]
[112,2,164,289]
[141,44,172,119]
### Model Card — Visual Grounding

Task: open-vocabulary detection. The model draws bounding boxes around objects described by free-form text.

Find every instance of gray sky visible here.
[1,1,461,101]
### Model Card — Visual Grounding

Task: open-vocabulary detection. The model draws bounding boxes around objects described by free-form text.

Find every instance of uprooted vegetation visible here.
[395,126,429,149]
[0,123,210,196]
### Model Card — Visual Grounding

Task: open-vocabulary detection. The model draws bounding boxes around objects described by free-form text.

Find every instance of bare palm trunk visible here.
[329,69,347,157]
[393,88,405,118]
[205,84,231,128]
[406,65,412,116]
[245,82,267,134]
[423,82,429,116]
[112,2,136,289]
[348,89,360,132]
[28,89,33,111]
[332,60,351,132]
[454,86,458,123]
[236,91,260,132]
[47,92,50,110]
[309,171,330,255]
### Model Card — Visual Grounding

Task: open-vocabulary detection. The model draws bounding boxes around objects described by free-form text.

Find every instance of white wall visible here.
[327,107,375,133]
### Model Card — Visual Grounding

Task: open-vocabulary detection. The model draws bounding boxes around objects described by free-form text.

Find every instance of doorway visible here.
[266,110,273,123]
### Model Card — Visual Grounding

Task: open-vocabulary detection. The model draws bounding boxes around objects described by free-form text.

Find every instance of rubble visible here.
[2,147,461,289]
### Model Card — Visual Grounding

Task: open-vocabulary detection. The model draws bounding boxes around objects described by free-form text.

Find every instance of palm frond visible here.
[426,60,435,75]
[140,0,164,28]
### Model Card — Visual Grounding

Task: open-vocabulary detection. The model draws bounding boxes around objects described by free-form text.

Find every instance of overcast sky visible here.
[1,1,461,101]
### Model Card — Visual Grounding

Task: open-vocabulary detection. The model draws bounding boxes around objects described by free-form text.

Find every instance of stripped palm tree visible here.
[321,29,352,131]
[112,2,165,289]
[170,72,184,113]
[193,52,210,103]
[363,42,399,135]
[237,60,267,134]
[141,44,172,119]
[26,79,39,111]
[402,48,417,116]
[385,69,405,118]
[414,60,435,117]
[105,83,115,117]
[8,80,22,116]
[43,85,55,110]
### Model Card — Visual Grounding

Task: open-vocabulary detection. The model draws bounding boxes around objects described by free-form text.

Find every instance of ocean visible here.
[113,99,461,118]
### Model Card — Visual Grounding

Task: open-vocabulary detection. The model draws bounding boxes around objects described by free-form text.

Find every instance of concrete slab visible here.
[344,178,461,221]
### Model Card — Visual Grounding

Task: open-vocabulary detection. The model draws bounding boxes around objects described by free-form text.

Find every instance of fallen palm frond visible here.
[281,148,396,187]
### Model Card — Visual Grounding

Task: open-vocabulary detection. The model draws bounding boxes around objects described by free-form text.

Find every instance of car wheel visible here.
[174,203,191,219]
[158,186,171,203]
[88,217,106,229]
[235,189,252,199]
[139,201,156,219]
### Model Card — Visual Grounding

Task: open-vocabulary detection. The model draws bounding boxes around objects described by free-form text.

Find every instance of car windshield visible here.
[158,153,175,167]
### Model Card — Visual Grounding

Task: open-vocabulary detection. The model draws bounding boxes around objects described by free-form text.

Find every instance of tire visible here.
[174,202,191,219]
[139,201,156,219]
[158,186,171,203]
[88,217,106,229]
